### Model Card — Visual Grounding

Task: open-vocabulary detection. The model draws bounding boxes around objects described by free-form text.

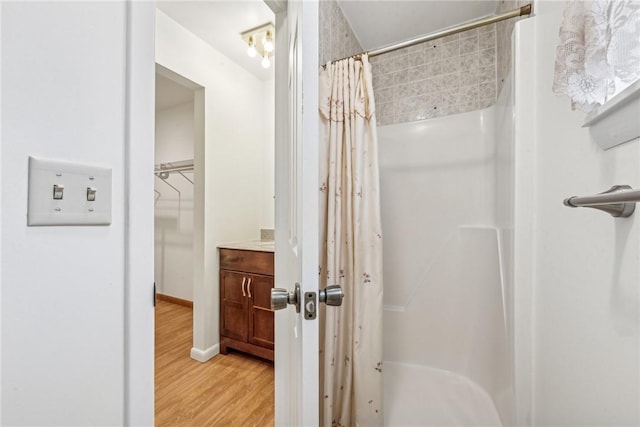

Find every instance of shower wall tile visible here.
[460,35,479,54]
[376,101,395,126]
[460,69,480,87]
[319,0,363,66]
[479,31,497,50]
[479,80,497,99]
[479,65,496,83]
[479,97,496,109]
[408,52,426,67]
[479,48,496,68]
[371,23,498,125]
[459,101,480,113]
[393,69,409,86]
[407,65,427,82]
[376,86,394,101]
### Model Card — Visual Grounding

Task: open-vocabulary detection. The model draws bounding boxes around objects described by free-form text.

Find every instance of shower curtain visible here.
[319,55,383,427]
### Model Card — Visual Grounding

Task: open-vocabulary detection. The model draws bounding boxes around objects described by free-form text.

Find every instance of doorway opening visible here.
[154,70,197,309]
[152,2,276,424]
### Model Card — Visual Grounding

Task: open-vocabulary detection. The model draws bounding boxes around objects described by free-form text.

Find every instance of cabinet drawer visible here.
[219,248,274,276]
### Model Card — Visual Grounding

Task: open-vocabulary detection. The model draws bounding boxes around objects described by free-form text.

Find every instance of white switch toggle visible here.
[87,187,96,201]
[53,184,64,200]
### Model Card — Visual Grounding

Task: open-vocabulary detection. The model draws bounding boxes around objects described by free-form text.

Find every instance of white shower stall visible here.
[378,34,521,427]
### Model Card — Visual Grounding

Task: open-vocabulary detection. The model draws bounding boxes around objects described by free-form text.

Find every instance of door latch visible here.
[304,292,317,319]
[305,285,344,320]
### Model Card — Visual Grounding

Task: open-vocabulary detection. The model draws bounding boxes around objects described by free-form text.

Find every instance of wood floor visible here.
[155,300,274,426]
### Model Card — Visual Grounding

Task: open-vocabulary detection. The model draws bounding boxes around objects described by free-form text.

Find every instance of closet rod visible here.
[155,160,194,174]
[331,3,532,63]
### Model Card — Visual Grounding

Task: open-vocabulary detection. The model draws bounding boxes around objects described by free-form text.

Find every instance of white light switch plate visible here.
[27,156,112,226]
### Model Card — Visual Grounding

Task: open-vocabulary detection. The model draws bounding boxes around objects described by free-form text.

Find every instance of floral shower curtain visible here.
[318,55,384,427]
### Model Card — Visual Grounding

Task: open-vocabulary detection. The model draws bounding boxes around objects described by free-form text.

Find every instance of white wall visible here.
[156,101,194,162]
[1,2,129,424]
[522,2,640,425]
[261,79,275,231]
[155,10,272,360]
[155,101,195,301]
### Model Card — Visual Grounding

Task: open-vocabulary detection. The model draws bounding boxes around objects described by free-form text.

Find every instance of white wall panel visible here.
[1,2,127,424]
[527,2,640,425]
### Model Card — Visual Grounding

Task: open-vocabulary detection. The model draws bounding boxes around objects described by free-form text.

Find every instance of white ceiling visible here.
[157,1,275,81]
[337,1,499,51]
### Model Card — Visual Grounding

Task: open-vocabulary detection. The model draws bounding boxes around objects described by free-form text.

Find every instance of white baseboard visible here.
[190,344,219,363]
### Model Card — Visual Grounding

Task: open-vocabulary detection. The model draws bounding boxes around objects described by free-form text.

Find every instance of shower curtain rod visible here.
[332,3,532,63]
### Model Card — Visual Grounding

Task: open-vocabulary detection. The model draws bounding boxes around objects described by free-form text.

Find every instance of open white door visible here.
[270,0,320,425]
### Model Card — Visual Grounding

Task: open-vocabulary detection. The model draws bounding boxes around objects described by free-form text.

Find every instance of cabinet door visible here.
[247,274,274,349]
[220,270,248,342]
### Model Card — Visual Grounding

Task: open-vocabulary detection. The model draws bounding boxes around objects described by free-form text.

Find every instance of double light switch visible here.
[53,185,97,202]
[28,156,112,226]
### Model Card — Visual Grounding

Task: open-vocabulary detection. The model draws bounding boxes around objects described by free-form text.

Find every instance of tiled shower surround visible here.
[370,26,497,125]
[319,0,363,69]
[320,0,525,126]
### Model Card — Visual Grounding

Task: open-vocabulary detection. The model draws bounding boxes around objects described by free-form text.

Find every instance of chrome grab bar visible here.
[563,185,640,217]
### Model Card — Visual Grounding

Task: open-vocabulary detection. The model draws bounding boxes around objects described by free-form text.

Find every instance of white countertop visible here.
[218,240,274,253]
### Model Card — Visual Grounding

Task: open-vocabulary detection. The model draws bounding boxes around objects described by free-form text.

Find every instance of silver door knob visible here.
[270,288,290,310]
[319,285,344,306]
[271,283,300,312]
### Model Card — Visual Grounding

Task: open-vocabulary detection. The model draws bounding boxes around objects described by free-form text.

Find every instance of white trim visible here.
[513,18,535,427]
[299,4,320,422]
[124,1,156,425]
[190,344,220,363]
[272,6,291,426]
[0,2,3,421]
[191,87,206,362]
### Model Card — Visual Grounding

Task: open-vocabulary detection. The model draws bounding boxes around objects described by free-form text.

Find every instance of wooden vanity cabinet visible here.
[219,248,274,361]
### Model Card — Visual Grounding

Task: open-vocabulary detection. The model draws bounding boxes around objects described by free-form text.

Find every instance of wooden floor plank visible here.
[155,300,274,426]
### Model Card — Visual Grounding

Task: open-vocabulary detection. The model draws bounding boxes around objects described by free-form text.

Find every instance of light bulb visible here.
[263,31,274,53]
[247,36,257,58]
[263,39,274,53]
[261,54,271,69]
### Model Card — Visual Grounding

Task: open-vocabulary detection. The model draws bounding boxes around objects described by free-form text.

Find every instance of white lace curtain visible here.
[319,55,384,427]
[553,0,640,112]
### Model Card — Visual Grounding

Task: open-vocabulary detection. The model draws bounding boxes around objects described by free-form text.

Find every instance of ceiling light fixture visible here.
[241,22,275,69]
